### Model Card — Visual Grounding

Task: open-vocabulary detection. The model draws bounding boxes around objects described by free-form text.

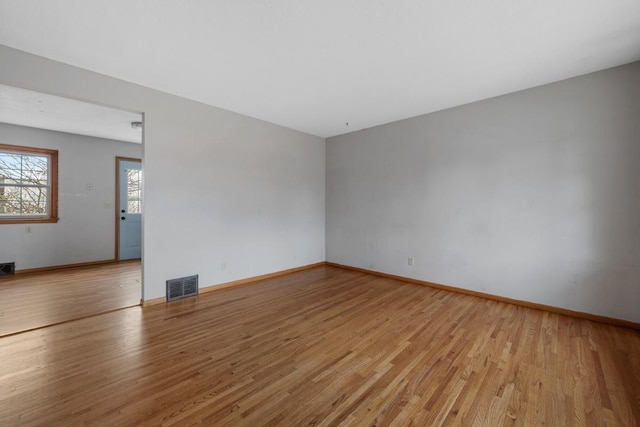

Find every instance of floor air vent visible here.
[166,274,199,301]
[0,262,15,276]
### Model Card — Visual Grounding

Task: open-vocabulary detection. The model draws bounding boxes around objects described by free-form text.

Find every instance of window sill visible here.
[0,218,59,225]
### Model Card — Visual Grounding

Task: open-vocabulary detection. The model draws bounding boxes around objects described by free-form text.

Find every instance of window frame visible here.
[0,143,59,224]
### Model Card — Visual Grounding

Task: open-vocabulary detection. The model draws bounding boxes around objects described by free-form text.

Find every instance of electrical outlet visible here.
[408,257,415,266]
[221,262,227,271]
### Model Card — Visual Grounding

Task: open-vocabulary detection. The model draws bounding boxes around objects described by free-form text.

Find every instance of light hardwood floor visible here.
[0,261,141,336]
[0,265,638,426]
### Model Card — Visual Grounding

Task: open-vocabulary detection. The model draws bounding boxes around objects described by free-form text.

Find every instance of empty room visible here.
[0,1,639,426]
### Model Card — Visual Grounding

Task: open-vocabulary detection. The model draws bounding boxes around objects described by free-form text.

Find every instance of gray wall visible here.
[0,123,141,269]
[2,44,637,323]
[327,62,640,323]
[0,45,326,301]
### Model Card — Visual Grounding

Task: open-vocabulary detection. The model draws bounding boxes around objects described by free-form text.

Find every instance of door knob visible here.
[121,216,126,220]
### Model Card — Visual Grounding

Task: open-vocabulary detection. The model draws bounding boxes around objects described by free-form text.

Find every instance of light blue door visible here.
[118,160,142,260]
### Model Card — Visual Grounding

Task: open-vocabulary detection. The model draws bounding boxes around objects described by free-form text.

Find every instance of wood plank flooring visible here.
[0,261,141,336]
[0,265,638,426]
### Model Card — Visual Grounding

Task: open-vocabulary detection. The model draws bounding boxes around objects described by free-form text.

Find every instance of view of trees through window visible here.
[0,151,50,217]
[127,168,142,214]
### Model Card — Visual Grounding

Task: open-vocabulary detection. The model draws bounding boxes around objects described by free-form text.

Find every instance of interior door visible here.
[118,159,142,260]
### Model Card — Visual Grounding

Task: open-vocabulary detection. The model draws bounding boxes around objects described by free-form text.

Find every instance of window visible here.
[127,168,142,214]
[0,144,58,224]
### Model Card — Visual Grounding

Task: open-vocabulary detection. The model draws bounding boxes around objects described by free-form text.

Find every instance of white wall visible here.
[327,62,640,323]
[0,123,142,270]
[0,123,141,269]
[0,45,325,301]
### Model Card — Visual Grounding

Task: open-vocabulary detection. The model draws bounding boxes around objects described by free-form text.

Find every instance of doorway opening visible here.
[0,84,144,336]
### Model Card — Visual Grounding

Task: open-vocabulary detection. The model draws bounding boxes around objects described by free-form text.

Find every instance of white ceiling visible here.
[0,84,142,143]
[0,1,639,138]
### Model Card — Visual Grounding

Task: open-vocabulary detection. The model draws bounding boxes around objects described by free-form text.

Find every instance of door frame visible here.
[115,156,142,261]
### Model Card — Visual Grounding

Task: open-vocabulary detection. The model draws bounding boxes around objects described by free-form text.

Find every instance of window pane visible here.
[0,152,48,185]
[0,153,23,182]
[20,187,48,215]
[0,186,49,216]
[127,169,142,214]
[0,185,21,215]
[0,185,48,216]
[21,155,49,185]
